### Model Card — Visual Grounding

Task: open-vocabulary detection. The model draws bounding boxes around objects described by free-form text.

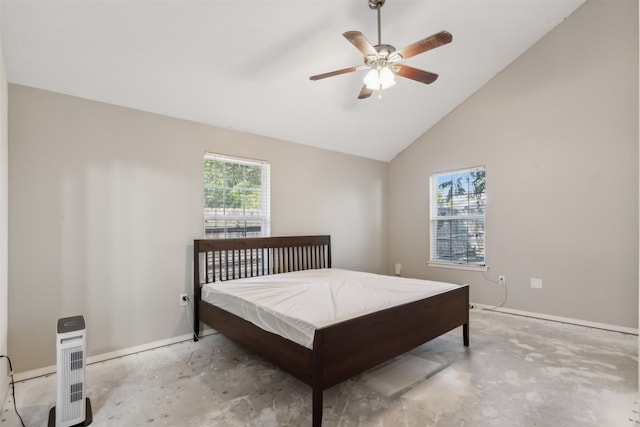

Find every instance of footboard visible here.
[316,284,469,388]
[310,285,469,425]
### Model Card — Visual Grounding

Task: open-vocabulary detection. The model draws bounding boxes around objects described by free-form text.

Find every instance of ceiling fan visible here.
[309,0,452,99]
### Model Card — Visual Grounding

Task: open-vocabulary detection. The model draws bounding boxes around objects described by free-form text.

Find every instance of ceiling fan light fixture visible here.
[363,69,379,89]
[364,66,395,90]
[308,0,452,99]
[379,66,396,88]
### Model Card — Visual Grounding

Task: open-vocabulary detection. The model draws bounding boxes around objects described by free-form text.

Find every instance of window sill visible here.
[427,262,488,272]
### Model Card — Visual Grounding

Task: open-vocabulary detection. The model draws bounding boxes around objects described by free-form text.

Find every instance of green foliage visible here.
[204,159,262,211]
[438,170,485,202]
[436,170,486,214]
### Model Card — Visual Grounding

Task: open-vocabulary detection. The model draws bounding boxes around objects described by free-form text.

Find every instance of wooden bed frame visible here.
[193,235,469,426]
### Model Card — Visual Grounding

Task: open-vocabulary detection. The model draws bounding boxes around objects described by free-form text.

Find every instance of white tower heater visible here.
[48,315,92,427]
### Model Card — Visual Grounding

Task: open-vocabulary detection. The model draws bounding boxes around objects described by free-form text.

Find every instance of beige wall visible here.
[8,85,388,372]
[0,2,9,406]
[389,0,638,328]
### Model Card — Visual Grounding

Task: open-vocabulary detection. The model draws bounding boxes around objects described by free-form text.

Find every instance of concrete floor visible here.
[1,309,638,426]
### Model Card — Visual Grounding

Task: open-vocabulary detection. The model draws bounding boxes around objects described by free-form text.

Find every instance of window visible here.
[203,153,270,239]
[429,167,486,267]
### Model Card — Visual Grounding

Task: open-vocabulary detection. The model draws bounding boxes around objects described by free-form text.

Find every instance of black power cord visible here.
[0,355,26,427]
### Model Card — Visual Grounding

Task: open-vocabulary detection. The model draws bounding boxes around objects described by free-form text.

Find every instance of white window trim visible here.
[203,152,271,238]
[429,165,486,268]
[427,261,488,272]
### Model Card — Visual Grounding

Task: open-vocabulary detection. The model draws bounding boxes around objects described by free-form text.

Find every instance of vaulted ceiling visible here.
[1,0,585,161]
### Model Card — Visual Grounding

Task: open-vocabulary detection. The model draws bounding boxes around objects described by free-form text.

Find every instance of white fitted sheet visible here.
[201,268,460,349]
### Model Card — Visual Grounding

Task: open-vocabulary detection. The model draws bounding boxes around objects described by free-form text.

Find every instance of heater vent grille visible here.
[70,382,83,403]
[70,350,83,370]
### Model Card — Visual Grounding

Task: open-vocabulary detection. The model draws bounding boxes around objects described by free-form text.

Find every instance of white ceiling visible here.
[1,0,585,162]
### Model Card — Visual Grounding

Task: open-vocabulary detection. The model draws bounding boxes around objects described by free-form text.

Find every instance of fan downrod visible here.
[368,0,385,45]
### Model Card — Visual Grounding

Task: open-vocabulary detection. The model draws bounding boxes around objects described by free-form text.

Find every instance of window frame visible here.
[428,166,487,271]
[203,152,270,239]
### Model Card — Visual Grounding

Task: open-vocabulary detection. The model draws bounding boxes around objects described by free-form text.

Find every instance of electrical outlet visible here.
[498,275,506,286]
[394,263,401,276]
[531,278,543,289]
[179,293,188,306]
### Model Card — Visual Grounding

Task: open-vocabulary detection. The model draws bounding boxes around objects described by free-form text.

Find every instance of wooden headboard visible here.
[193,235,331,287]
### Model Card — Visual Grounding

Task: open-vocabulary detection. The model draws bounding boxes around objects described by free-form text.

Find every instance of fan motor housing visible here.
[365,44,400,68]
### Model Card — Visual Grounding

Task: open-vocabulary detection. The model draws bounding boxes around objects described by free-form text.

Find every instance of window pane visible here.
[432,218,485,263]
[224,162,243,187]
[469,192,486,215]
[204,219,264,239]
[437,198,452,216]
[434,219,467,262]
[451,194,468,215]
[435,219,451,240]
[244,188,261,210]
[245,166,262,190]
[470,171,485,194]
[434,239,452,262]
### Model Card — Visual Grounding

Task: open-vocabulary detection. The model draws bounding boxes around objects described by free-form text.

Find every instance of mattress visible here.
[201,268,461,349]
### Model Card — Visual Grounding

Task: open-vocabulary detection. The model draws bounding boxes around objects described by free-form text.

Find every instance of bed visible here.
[193,235,469,426]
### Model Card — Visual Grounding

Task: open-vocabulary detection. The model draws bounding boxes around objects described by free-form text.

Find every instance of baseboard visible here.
[14,328,217,383]
[471,302,638,335]
[1,354,9,414]
[0,374,8,416]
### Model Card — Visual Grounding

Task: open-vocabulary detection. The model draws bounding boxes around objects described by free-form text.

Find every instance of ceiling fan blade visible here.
[357,85,373,99]
[309,66,360,81]
[394,64,439,84]
[343,31,377,57]
[397,30,452,60]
